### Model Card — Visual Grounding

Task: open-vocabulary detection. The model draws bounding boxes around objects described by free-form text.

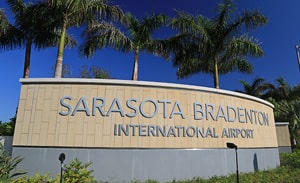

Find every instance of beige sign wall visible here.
[13,78,278,149]
[276,122,291,147]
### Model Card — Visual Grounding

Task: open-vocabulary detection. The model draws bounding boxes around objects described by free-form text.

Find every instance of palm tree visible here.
[0,0,73,78]
[267,77,300,148]
[80,12,169,80]
[236,77,274,98]
[169,0,267,88]
[270,77,295,101]
[34,0,124,78]
[271,98,300,148]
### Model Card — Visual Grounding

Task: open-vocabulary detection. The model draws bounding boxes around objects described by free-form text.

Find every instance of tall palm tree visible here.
[236,77,274,98]
[34,0,124,78]
[80,12,169,80]
[0,0,73,78]
[169,0,267,88]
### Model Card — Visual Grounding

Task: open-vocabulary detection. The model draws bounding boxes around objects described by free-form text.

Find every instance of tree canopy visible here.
[237,76,300,149]
[168,0,267,88]
[81,12,169,80]
[30,0,124,78]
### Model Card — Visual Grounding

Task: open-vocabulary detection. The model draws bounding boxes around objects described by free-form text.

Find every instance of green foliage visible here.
[59,158,96,183]
[0,177,11,183]
[236,77,274,98]
[161,167,300,183]
[80,65,111,79]
[61,64,72,78]
[131,180,160,183]
[280,150,300,168]
[40,0,124,78]
[0,122,14,136]
[170,0,267,88]
[12,173,54,183]
[10,158,96,183]
[0,144,25,180]
[264,78,300,148]
[80,12,169,81]
[0,116,16,136]
[237,77,300,149]
[131,152,300,183]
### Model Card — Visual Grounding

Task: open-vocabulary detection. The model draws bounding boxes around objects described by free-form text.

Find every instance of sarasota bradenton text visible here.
[59,96,270,139]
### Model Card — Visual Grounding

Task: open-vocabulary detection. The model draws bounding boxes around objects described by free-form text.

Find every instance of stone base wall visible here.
[13,147,280,182]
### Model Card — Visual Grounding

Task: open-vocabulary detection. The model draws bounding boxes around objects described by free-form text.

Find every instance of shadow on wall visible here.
[253,153,258,172]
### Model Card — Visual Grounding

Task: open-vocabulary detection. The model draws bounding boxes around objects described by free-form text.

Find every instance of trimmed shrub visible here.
[61,158,96,183]
[280,150,300,168]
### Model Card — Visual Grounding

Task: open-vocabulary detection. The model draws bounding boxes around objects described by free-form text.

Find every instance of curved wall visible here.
[13,78,279,182]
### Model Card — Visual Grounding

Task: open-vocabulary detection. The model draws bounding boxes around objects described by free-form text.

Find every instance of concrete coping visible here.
[275,122,290,126]
[19,78,274,108]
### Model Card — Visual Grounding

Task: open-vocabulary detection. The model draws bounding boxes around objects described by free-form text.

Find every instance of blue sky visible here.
[0,0,300,122]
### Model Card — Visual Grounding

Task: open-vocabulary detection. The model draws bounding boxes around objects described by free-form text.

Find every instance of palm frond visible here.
[0,9,9,33]
[171,9,195,33]
[220,57,253,74]
[176,57,210,79]
[6,0,27,20]
[225,34,264,57]
[94,2,124,22]
[226,9,267,36]
[172,9,211,39]
[142,13,168,34]
[215,0,234,30]
[80,21,131,57]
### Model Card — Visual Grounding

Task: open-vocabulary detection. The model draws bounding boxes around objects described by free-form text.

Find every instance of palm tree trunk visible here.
[214,57,219,89]
[131,49,139,80]
[23,40,32,78]
[54,23,67,78]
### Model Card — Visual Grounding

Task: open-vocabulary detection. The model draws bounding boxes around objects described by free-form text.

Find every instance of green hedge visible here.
[280,150,300,168]
[7,151,300,183]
